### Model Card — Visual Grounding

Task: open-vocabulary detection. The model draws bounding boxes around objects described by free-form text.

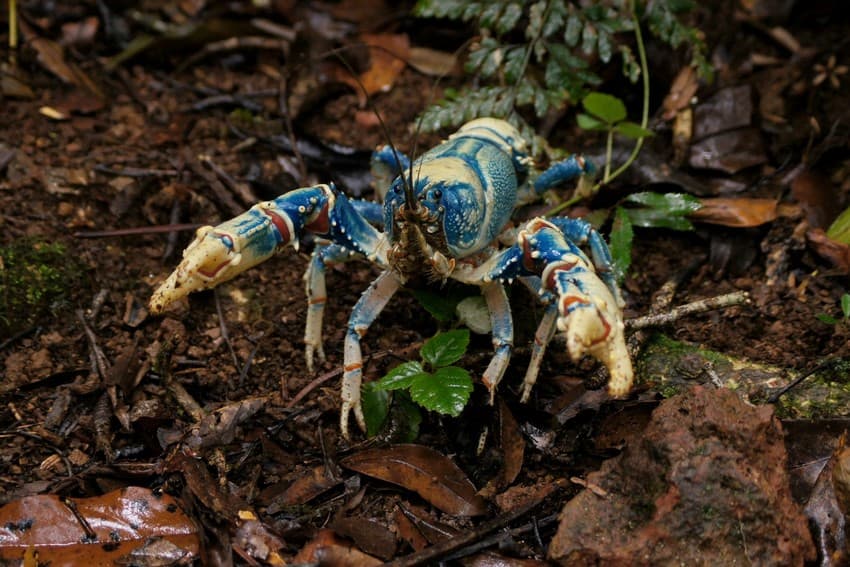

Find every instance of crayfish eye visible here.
[431,189,442,201]
[219,234,235,251]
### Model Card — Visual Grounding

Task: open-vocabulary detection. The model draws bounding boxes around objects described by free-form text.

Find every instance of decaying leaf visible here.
[340,444,487,516]
[807,228,850,273]
[292,528,382,566]
[331,516,397,560]
[688,128,767,173]
[0,486,199,564]
[331,33,410,107]
[266,464,343,510]
[689,197,778,227]
[662,65,699,120]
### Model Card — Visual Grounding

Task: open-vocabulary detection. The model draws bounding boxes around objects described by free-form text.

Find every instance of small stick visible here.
[385,492,552,567]
[626,291,750,331]
[74,224,201,238]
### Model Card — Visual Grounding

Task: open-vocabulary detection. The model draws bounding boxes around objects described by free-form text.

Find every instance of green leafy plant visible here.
[414,0,710,153]
[607,192,702,282]
[362,329,474,437]
[816,294,850,326]
[577,92,653,181]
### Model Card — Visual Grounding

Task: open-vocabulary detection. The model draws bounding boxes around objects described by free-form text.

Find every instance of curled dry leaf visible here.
[340,444,487,516]
[0,486,199,564]
[689,198,778,227]
[807,228,850,273]
[662,65,699,120]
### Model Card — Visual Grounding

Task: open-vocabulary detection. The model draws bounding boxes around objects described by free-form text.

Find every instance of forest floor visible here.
[0,1,849,565]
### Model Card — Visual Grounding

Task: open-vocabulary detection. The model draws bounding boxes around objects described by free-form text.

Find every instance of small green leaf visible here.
[842,294,850,320]
[361,383,390,437]
[582,92,626,124]
[421,329,470,368]
[409,366,473,416]
[625,192,702,215]
[374,361,427,391]
[576,112,607,131]
[610,207,634,283]
[816,314,838,325]
[615,121,654,139]
[827,206,850,244]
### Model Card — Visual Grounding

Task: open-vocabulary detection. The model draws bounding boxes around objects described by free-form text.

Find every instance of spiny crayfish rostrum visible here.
[149,118,633,439]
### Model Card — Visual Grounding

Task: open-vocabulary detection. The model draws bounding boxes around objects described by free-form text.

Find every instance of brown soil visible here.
[0,1,848,564]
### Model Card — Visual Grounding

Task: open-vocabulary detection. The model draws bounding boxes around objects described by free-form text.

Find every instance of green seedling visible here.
[816,293,850,326]
[362,329,473,438]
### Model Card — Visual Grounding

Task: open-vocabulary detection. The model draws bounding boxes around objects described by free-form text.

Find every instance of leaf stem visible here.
[545,0,650,217]
[604,0,650,183]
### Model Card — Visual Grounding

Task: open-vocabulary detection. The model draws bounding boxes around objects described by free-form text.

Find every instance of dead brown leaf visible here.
[292,528,383,566]
[662,65,699,120]
[340,444,487,516]
[267,464,343,509]
[690,198,778,227]
[0,486,199,564]
[807,228,850,273]
[331,33,410,107]
[498,398,524,487]
[331,516,397,560]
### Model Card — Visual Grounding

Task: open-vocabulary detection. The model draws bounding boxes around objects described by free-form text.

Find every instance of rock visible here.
[548,386,815,566]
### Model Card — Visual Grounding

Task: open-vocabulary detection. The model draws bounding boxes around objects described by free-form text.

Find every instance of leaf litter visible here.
[0,0,849,564]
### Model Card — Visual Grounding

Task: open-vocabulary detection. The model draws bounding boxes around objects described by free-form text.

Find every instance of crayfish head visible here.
[388,201,454,283]
[149,226,250,313]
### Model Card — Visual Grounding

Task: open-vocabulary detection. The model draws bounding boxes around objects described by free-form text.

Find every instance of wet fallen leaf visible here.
[331,516,397,560]
[688,128,767,173]
[396,502,460,544]
[292,528,382,566]
[689,197,778,227]
[266,464,343,510]
[394,505,432,550]
[807,228,850,273]
[0,486,199,564]
[340,444,487,516]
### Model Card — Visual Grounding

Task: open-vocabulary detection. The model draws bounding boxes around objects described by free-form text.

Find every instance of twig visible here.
[626,291,750,330]
[73,224,200,238]
[0,325,37,351]
[76,309,109,381]
[385,493,551,567]
[767,358,839,403]
[213,288,241,378]
[181,147,244,217]
[441,513,560,563]
[285,343,423,408]
[93,164,179,177]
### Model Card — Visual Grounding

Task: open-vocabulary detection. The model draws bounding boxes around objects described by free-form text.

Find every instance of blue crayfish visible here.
[149,118,633,439]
